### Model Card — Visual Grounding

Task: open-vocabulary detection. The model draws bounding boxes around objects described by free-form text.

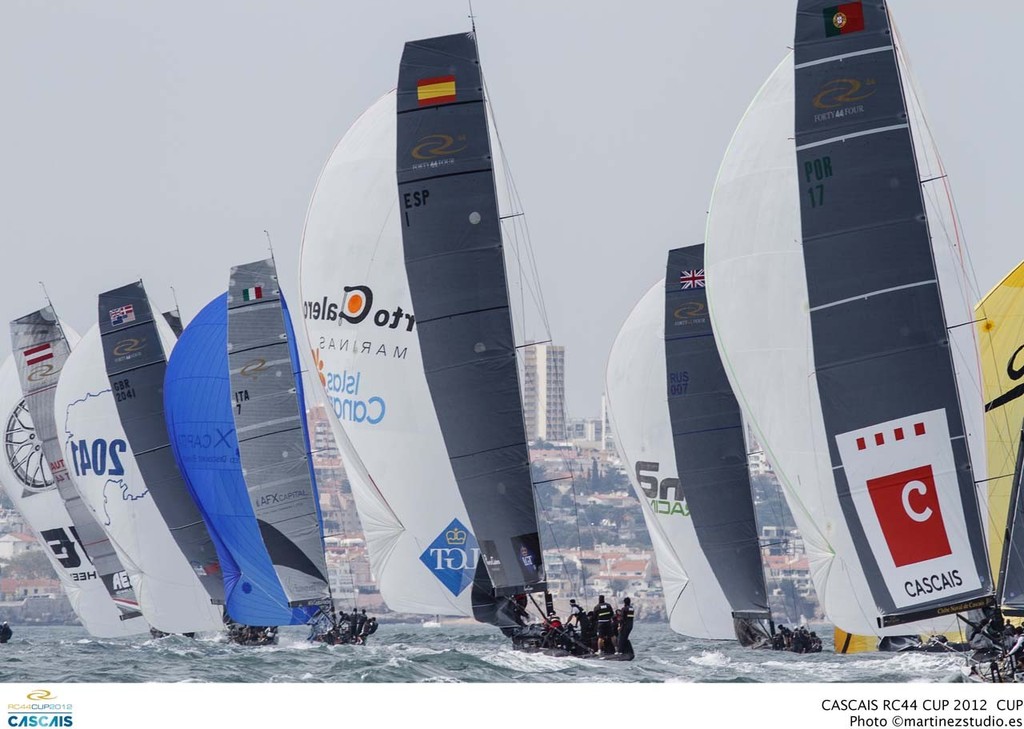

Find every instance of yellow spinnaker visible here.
[975,259,1024,581]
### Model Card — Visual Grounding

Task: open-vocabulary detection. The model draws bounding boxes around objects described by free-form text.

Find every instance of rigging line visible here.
[948,317,987,331]
[515,339,552,350]
[975,474,1014,485]
[480,69,553,338]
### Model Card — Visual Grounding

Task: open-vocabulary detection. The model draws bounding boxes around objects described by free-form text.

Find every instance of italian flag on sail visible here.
[242,286,263,301]
[823,2,865,36]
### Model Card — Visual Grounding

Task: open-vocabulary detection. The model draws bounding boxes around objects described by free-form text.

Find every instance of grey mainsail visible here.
[10,308,142,620]
[664,246,770,628]
[396,32,544,598]
[98,282,225,604]
[227,258,331,606]
[795,0,992,626]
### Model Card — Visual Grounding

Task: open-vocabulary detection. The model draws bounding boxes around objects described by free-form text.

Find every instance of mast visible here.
[793,0,992,626]
[396,31,544,603]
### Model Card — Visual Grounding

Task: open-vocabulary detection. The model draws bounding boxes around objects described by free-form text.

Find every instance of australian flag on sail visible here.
[109,304,136,326]
[679,269,705,290]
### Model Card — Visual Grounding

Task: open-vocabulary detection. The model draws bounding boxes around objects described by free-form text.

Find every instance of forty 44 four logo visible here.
[302,285,416,332]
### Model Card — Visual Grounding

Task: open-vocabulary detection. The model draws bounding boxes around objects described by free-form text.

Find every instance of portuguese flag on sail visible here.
[823,2,865,37]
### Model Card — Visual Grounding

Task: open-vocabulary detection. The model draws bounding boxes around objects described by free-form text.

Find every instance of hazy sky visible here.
[1,1,1017,416]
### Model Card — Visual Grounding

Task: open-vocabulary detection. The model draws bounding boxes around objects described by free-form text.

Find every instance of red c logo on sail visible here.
[867,464,952,567]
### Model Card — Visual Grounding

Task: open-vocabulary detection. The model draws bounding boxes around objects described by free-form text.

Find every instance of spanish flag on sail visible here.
[417,75,457,106]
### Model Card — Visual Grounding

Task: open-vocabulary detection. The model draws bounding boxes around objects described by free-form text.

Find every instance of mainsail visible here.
[0,355,144,637]
[606,277,736,639]
[9,308,144,624]
[165,292,320,626]
[98,282,225,605]
[396,32,544,602]
[55,322,224,634]
[664,246,770,631]
[705,3,992,635]
[227,259,332,607]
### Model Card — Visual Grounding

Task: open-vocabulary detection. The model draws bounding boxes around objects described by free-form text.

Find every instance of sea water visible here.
[0,622,972,683]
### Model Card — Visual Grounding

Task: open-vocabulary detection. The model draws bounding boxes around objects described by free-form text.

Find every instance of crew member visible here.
[594,595,615,654]
[617,597,635,655]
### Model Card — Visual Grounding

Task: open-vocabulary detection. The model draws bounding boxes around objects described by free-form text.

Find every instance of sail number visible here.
[69,438,127,477]
[112,378,136,402]
[804,155,832,209]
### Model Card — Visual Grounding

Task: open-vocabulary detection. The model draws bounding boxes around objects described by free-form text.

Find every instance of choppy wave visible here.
[0,623,973,683]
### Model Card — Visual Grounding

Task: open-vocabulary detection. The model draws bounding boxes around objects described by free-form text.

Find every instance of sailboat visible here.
[164,258,333,641]
[300,30,553,645]
[704,1,993,645]
[54,288,224,635]
[6,308,147,633]
[0,350,146,637]
[605,245,773,645]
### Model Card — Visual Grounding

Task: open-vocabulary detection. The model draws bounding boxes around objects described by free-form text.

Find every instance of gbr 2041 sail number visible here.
[69,438,127,477]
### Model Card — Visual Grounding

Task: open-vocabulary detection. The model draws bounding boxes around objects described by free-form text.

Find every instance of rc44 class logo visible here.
[419,519,480,596]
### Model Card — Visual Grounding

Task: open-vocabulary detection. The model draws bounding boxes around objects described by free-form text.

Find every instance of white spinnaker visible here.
[54,321,223,634]
[705,54,967,637]
[0,355,144,638]
[605,281,735,639]
[299,91,475,617]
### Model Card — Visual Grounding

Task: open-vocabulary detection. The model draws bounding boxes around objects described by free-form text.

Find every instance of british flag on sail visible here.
[679,269,705,289]
[109,304,136,326]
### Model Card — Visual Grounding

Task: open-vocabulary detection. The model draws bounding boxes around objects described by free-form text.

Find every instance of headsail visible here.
[227,259,332,607]
[10,308,144,624]
[0,354,145,637]
[55,323,224,633]
[396,32,544,599]
[165,292,319,626]
[98,282,225,605]
[606,279,735,639]
[793,0,991,627]
[975,261,1024,582]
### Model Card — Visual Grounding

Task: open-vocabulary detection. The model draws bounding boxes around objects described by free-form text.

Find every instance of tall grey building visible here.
[523,344,566,442]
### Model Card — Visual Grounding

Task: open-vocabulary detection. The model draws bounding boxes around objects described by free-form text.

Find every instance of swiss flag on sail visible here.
[867,464,952,567]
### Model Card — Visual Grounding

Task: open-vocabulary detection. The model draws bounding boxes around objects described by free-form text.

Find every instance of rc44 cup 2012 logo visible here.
[7,689,73,727]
